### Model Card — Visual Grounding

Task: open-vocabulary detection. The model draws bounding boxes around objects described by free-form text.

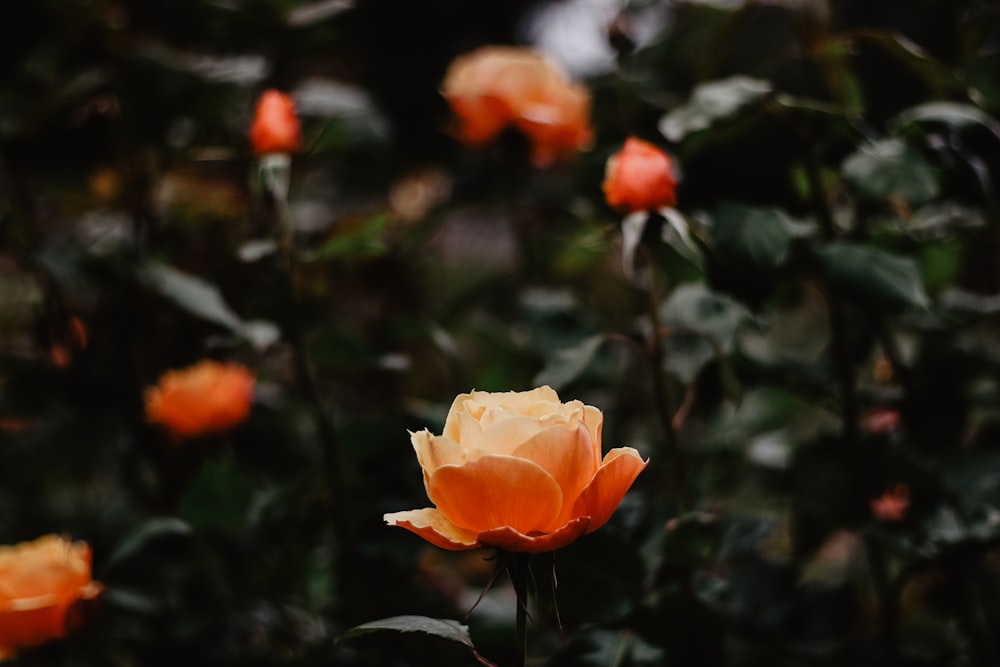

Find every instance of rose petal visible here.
[384,509,480,551]
[428,455,563,535]
[411,431,464,475]
[572,447,648,533]
[582,405,604,469]
[478,517,590,553]
[511,423,597,527]
[474,415,550,456]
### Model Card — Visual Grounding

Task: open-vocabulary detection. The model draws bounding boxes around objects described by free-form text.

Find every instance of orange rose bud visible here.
[384,386,648,553]
[442,46,593,166]
[0,535,103,661]
[249,90,302,156]
[871,483,910,522]
[145,360,255,438]
[603,137,678,213]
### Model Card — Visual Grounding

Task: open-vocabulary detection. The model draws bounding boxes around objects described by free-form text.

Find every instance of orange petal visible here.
[572,447,648,533]
[428,455,563,535]
[384,509,480,551]
[478,517,590,553]
[512,423,598,527]
[582,405,604,469]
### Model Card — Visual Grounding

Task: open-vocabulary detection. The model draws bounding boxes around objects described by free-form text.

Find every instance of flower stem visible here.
[509,553,530,667]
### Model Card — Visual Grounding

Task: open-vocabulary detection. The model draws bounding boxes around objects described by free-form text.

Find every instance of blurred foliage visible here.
[3,0,1000,665]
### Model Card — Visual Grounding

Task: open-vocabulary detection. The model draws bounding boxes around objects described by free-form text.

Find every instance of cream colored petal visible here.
[582,405,604,470]
[572,447,648,533]
[474,416,549,456]
[411,431,464,475]
[442,391,478,442]
[428,455,563,535]
[478,517,590,554]
[511,424,598,527]
[384,508,480,551]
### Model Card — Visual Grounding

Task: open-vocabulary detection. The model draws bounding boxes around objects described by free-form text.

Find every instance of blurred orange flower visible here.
[442,46,593,167]
[603,137,677,213]
[249,90,302,156]
[385,386,647,553]
[0,535,103,661]
[145,360,255,438]
[871,483,910,522]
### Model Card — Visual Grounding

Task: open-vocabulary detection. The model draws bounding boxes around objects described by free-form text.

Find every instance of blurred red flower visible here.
[871,483,910,522]
[249,90,302,156]
[145,360,255,438]
[603,137,677,214]
[0,535,103,661]
[442,46,593,167]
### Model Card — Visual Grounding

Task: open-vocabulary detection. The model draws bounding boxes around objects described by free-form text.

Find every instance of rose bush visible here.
[249,89,302,156]
[603,137,677,213]
[0,535,103,661]
[385,386,647,553]
[145,360,255,438]
[442,46,593,167]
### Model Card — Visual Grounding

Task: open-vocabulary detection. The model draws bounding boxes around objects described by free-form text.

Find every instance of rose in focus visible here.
[384,386,648,553]
[603,137,677,213]
[145,360,255,438]
[442,46,593,167]
[0,535,103,661]
[249,89,302,156]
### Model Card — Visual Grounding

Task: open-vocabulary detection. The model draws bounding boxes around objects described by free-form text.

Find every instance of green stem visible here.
[509,553,530,667]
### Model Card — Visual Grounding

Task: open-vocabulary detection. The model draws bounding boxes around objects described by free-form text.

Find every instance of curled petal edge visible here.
[478,516,590,554]
[384,508,480,551]
[573,447,648,534]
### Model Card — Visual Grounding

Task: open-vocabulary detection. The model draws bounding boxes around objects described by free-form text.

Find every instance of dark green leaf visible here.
[841,138,940,205]
[818,242,930,309]
[893,101,1000,139]
[102,517,192,573]
[659,76,772,142]
[659,284,751,384]
[178,463,255,531]
[532,335,605,391]
[709,203,800,271]
[337,615,496,665]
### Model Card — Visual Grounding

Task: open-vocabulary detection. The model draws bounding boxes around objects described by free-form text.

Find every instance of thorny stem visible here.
[641,252,687,511]
[509,553,530,667]
[266,166,356,607]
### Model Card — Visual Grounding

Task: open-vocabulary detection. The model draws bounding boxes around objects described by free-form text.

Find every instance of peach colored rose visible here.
[603,137,677,213]
[145,360,255,438]
[442,47,593,167]
[249,90,302,156]
[385,386,648,553]
[0,535,103,661]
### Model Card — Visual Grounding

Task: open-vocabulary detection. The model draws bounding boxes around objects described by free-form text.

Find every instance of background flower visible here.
[145,361,255,438]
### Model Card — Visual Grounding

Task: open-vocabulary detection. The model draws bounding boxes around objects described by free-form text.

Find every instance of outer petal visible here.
[428,455,562,535]
[582,405,604,470]
[411,431,464,475]
[511,424,598,528]
[572,447,648,533]
[478,516,590,554]
[384,509,480,551]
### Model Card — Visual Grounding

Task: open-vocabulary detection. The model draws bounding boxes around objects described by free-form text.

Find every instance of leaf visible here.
[178,463,255,531]
[338,616,497,666]
[532,335,605,391]
[309,214,389,260]
[818,242,929,309]
[854,30,960,94]
[709,203,801,271]
[140,261,280,349]
[659,284,751,384]
[893,101,1000,139]
[101,518,192,574]
[841,138,939,205]
[659,76,772,142]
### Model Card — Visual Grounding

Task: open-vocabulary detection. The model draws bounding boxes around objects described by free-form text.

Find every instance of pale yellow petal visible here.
[384,508,480,551]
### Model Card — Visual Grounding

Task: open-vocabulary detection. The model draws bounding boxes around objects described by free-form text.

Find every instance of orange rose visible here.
[249,90,302,156]
[0,535,103,661]
[603,137,678,213]
[145,360,255,438]
[384,386,648,553]
[871,484,910,522]
[442,46,593,167]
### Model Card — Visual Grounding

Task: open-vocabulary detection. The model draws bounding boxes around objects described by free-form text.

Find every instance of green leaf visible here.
[659,76,772,142]
[102,517,192,574]
[338,615,496,666]
[709,203,802,271]
[841,138,940,205]
[818,242,929,309]
[659,284,751,384]
[308,214,388,260]
[854,30,960,94]
[893,101,1000,139]
[532,335,605,391]
[178,462,255,531]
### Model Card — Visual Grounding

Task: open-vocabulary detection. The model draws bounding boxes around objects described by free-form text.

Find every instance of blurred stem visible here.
[508,553,530,667]
[642,252,687,511]
[267,164,356,604]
